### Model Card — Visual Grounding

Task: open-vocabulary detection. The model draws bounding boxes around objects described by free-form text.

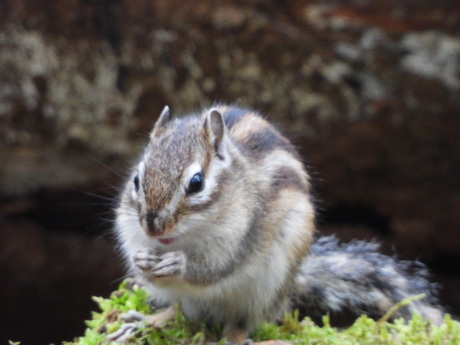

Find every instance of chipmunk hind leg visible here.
[292,236,444,324]
[145,305,176,326]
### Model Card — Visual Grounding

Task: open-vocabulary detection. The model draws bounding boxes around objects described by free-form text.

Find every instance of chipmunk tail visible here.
[292,236,444,324]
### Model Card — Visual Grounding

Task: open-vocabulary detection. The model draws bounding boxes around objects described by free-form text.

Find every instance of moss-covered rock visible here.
[64,280,460,345]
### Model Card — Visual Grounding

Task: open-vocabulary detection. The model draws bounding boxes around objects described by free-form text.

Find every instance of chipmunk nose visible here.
[145,211,160,234]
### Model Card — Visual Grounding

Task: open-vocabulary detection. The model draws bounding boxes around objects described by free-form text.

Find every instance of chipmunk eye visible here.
[187,173,204,194]
[133,174,140,192]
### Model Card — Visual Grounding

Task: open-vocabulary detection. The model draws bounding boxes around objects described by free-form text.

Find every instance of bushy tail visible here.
[292,236,444,324]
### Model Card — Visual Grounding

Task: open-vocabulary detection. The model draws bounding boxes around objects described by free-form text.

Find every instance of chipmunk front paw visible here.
[134,248,185,279]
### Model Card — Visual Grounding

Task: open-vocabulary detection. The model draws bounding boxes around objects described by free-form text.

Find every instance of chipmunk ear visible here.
[151,105,171,138]
[204,109,226,158]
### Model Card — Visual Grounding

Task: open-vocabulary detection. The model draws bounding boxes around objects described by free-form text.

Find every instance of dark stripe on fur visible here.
[237,126,298,161]
[222,107,250,129]
[271,166,308,193]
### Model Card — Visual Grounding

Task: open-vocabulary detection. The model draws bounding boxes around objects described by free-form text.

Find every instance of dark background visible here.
[1,1,459,344]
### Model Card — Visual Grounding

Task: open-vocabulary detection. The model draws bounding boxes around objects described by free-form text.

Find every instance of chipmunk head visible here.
[130,106,230,243]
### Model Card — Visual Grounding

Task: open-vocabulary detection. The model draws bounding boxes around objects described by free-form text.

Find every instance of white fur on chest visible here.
[152,239,290,328]
[116,203,291,327]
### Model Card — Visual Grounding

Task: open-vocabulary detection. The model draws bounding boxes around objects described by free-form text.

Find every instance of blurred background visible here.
[1,0,459,344]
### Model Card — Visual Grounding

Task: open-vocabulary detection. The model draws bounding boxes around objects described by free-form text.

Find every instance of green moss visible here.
[253,313,460,345]
[65,280,460,345]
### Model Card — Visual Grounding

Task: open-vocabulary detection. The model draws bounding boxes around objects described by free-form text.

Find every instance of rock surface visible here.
[1,1,459,344]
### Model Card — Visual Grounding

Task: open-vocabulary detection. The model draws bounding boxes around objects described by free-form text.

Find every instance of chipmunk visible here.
[112,105,443,343]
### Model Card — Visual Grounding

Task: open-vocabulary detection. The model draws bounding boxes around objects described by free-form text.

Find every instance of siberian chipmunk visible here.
[113,105,443,343]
